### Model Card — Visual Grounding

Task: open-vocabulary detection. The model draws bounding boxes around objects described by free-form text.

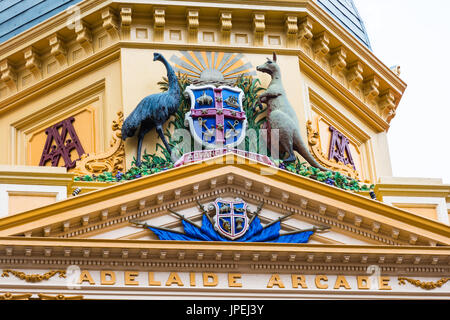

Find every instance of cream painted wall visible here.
[0,184,67,218]
[383,196,449,225]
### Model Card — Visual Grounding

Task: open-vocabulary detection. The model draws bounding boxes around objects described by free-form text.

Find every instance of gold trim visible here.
[0,154,448,243]
[0,236,449,256]
[38,293,83,300]
[73,111,125,176]
[398,277,449,290]
[1,269,66,283]
[306,120,359,179]
[0,292,32,300]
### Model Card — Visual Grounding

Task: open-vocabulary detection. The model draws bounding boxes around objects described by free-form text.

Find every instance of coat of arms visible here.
[213,198,249,240]
[184,85,247,149]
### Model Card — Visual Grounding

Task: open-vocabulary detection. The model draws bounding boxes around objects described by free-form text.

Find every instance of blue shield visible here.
[184,85,247,148]
[214,198,249,240]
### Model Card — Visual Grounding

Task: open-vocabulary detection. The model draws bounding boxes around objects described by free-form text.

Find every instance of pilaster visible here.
[186,9,199,43]
[120,7,132,40]
[253,13,265,46]
[49,34,67,66]
[153,8,165,42]
[220,11,232,45]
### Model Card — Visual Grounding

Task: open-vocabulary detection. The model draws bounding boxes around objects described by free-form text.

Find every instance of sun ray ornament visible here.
[170,51,256,86]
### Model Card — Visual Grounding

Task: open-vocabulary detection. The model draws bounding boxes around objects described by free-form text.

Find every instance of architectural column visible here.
[363,75,380,106]
[75,21,93,55]
[153,8,165,42]
[329,46,347,81]
[102,7,120,41]
[0,60,17,93]
[186,9,199,43]
[220,11,232,45]
[285,15,298,48]
[120,7,132,40]
[49,34,67,66]
[253,13,265,46]
[24,47,42,80]
[346,61,364,95]
[379,89,396,123]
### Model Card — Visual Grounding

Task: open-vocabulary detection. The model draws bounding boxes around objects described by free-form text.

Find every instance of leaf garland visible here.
[75,75,373,193]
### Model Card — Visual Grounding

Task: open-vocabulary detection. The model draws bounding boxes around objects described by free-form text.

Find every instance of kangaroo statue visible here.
[256,52,328,170]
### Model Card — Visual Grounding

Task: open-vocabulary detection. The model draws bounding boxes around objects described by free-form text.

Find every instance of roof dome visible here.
[316,0,372,49]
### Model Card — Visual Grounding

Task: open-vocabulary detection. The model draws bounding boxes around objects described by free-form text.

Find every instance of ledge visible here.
[0,0,406,128]
[0,165,74,188]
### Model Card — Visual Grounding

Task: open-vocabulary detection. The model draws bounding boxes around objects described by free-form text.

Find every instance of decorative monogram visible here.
[328,126,355,170]
[39,117,85,169]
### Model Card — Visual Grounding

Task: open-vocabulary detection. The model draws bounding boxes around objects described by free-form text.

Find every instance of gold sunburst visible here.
[170,51,256,84]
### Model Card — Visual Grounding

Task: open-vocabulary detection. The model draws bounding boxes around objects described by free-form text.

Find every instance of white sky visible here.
[355,0,450,184]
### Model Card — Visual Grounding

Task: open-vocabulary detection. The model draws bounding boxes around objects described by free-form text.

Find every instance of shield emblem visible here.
[214,198,249,240]
[184,85,247,149]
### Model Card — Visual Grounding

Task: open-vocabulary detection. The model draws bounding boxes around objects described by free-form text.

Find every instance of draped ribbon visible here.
[148,214,313,244]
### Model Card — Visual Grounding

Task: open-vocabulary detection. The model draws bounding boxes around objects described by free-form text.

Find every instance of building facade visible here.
[0,0,448,300]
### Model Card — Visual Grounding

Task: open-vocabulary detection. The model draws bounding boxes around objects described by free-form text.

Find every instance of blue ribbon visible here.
[148,214,314,244]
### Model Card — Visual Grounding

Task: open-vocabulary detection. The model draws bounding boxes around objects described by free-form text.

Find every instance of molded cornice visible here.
[0,0,406,129]
[0,236,448,276]
[0,154,448,245]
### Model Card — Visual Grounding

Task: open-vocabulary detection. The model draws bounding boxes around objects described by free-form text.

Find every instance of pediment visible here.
[86,196,371,246]
[0,154,448,247]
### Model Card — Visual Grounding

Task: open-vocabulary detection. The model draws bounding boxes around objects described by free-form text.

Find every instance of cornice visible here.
[0,236,448,275]
[300,53,389,132]
[375,183,450,199]
[0,170,74,188]
[0,154,448,245]
[0,44,120,115]
[0,0,406,127]
[303,1,406,93]
[55,185,401,246]
[0,0,111,59]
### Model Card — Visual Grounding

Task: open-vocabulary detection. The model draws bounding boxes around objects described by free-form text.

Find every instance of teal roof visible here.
[0,0,83,43]
[0,0,371,49]
[316,0,372,49]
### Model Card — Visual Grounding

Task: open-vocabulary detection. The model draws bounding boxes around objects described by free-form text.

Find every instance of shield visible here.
[184,85,247,149]
[213,198,249,240]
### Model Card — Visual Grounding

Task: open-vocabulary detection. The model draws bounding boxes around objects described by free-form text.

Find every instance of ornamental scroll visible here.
[306,120,359,179]
[73,111,125,176]
[1,269,66,283]
[398,277,449,290]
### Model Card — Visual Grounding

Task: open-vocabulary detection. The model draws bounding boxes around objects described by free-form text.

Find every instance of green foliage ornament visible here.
[74,76,374,194]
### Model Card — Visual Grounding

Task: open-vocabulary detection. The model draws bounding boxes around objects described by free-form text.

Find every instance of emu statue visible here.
[122,52,181,166]
[256,52,328,171]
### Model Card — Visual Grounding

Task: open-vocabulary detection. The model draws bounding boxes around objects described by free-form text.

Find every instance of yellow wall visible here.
[0,59,122,170]
[8,192,57,215]
[393,203,438,221]
[0,0,407,184]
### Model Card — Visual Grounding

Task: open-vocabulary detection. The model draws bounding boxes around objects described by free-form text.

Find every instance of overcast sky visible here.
[355,0,450,184]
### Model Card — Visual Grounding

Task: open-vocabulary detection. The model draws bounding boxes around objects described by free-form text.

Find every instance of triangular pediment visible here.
[0,154,448,247]
[85,196,371,246]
